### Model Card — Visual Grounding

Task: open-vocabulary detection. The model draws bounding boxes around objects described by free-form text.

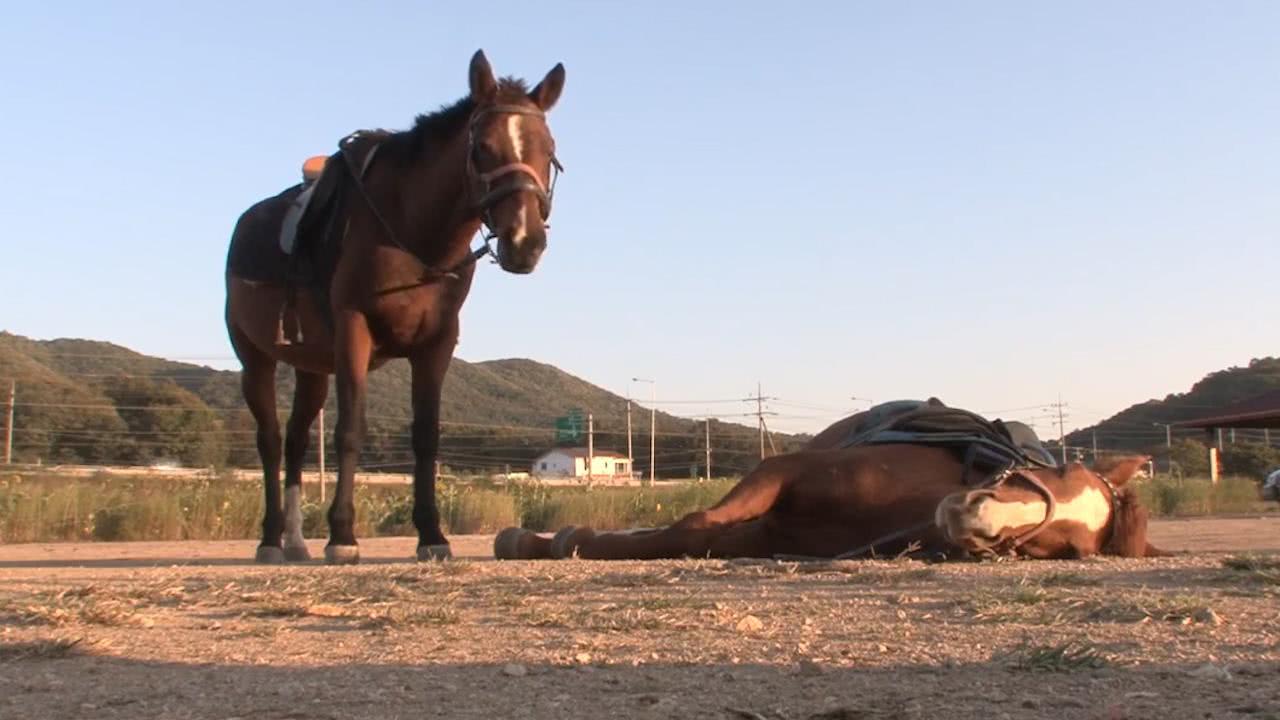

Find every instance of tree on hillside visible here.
[96,377,227,467]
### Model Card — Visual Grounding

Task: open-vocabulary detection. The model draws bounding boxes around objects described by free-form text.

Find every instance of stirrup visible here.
[274,308,304,346]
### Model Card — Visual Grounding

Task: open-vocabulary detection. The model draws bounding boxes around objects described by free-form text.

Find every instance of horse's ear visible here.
[469,49,497,101]
[1096,455,1151,487]
[529,63,565,111]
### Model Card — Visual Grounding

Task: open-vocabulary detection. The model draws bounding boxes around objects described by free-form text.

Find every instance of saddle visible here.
[275,130,390,346]
[837,399,1057,485]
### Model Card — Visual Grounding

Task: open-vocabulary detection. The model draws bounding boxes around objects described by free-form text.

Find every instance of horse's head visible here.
[465,50,565,274]
[935,455,1160,559]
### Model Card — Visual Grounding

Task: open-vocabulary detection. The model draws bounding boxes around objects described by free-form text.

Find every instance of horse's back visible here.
[775,444,961,517]
[226,186,301,284]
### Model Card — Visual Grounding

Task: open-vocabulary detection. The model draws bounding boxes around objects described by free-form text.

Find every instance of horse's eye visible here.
[473,142,500,166]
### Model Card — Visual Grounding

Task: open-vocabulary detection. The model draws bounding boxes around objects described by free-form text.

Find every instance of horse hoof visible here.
[493,527,532,560]
[417,544,452,562]
[551,526,593,559]
[324,544,360,565]
[255,546,285,564]
[283,544,312,562]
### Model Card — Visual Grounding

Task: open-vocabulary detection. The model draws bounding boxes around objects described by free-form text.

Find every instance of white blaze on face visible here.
[506,115,524,162]
[968,485,1112,537]
[506,115,528,246]
[283,486,305,550]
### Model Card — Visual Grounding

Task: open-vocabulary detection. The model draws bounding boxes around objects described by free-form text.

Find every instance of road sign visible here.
[554,408,586,443]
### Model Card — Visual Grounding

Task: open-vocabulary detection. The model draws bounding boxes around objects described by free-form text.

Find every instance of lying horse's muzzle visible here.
[934,470,1057,556]
[935,489,1002,552]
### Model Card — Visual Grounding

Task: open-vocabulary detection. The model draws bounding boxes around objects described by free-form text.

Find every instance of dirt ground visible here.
[1,516,1278,720]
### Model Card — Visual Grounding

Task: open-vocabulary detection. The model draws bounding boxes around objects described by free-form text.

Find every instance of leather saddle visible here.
[837,399,1057,485]
[274,130,389,346]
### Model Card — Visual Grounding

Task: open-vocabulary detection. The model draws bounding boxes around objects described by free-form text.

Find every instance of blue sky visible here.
[1,2,1276,436]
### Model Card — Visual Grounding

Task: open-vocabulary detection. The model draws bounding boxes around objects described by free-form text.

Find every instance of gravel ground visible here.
[1,516,1277,720]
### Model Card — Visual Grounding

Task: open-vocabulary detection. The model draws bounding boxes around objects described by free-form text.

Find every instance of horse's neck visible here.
[388,136,481,267]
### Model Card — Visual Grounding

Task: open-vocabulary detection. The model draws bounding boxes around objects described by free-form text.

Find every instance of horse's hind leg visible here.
[281,369,329,562]
[230,327,284,564]
[552,456,800,560]
[493,528,554,560]
[689,455,800,526]
[495,527,661,560]
[552,523,770,560]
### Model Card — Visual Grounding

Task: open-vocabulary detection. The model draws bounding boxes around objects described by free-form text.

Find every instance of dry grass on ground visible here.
[1,529,1278,719]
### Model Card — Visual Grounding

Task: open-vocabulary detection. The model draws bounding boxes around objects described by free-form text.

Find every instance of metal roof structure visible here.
[1173,389,1280,429]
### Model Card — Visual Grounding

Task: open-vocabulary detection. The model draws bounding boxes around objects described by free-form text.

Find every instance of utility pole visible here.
[631,377,656,484]
[1054,396,1068,465]
[649,388,655,484]
[756,382,765,460]
[1153,422,1172,449]
[625,396,633,478]
[318,407,326,503]
[1091,429,1098,460]
[706,415,716,481]
[587,412,594,484]
[3,380,13,466]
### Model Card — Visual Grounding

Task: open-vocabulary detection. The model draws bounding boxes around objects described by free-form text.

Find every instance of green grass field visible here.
[0,471,739,543]
[0,470,1271,543]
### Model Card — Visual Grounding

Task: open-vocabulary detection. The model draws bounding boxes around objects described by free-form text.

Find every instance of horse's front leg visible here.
[410,340,454,561]
[325,310,374,565]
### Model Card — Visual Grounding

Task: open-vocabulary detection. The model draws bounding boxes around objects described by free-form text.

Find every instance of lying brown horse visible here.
[495,413,1161,562]
[225,51,565,564]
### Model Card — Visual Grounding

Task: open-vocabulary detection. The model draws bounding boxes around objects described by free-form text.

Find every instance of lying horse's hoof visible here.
[283,544,312,562]
[417,544,452,562]
[324,544,360,565]
[550,526,595,559]
[493,527,534,560]
[255,545,285,564]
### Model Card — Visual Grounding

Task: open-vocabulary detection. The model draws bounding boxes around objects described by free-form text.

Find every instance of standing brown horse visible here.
[225,51,565,564]
[494,406,1162,562]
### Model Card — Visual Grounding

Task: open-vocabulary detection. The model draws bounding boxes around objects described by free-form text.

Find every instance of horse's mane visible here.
[1102,489,1148,558]
[381,77,532,161]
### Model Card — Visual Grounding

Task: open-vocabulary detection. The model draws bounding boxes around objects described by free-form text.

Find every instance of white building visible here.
[532,448,631,481]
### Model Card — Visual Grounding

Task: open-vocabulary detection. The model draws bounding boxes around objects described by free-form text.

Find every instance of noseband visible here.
[467,103,563,239]
[968,464,1120,557]
[969,467,1058,555]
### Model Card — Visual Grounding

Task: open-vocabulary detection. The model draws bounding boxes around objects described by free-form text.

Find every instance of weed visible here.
[1002,640,1111,671]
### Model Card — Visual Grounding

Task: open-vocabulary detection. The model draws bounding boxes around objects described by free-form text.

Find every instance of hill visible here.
[0,332,802,476]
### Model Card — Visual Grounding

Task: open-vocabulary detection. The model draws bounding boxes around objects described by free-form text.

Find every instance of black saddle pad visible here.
[838,399,1057,471]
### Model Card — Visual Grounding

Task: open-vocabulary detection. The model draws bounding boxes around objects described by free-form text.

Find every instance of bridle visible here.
[466,103,563,257]
[342,101,563,291]
[963,463,1121,557]
[773,462,1121,563]
[965,466,1059,556]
